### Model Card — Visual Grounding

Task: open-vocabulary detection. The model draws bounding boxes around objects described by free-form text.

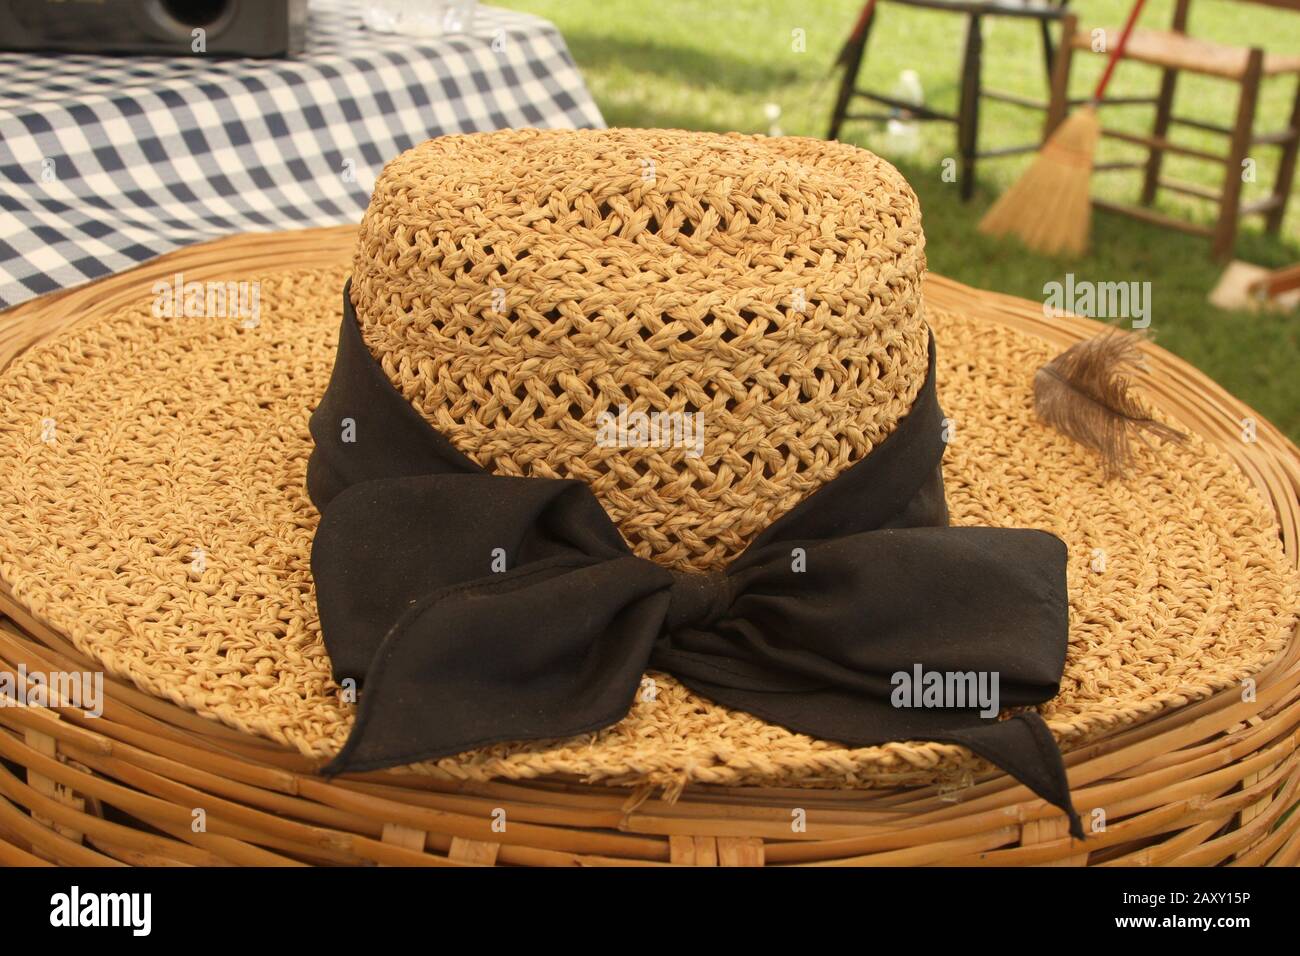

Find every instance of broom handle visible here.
[833,0,880,68]
[849,0,879,44]
[1091,0,1149,104]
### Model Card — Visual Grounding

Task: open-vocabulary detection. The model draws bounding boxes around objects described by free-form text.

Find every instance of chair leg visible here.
[1044,13,1076,138]
[1140,67,1179,206]
[1214,48,1264,262]
[1265,74,1300,234]
[956,13,983,201]
[827,4,878,141]
[1039,15,1055,79]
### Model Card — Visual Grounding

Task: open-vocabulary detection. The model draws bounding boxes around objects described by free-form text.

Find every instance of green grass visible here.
[498,0,1300,440]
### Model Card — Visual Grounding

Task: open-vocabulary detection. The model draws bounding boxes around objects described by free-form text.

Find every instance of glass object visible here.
[359,0,477,37]
[886,69,924,155]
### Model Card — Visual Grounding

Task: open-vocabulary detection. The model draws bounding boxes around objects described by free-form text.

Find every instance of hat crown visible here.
[350,128,929,570]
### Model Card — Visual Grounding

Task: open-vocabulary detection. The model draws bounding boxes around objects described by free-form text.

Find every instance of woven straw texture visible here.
[0,253,1293,793]
[351,129,928,570]
[0,228,1297,866]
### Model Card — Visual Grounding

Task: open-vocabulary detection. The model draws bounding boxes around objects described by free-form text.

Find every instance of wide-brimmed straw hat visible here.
[0,129,1294,842]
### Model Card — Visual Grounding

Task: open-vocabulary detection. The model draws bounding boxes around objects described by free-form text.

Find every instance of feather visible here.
[1033,330,1185,479]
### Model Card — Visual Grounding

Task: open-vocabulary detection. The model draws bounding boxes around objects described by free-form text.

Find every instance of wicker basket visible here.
[0,226,1296,867]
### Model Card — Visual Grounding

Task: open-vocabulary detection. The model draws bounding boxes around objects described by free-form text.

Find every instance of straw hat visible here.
[0,130,1294,834]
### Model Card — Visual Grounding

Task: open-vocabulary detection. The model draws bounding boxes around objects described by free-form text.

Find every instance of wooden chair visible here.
[828,0,1073,200]
[1047,0,1300,260]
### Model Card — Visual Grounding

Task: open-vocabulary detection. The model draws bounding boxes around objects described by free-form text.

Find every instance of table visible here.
[0,0,604,309]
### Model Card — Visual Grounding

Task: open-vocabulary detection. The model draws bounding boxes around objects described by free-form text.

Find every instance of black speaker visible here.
[0,0,309,57]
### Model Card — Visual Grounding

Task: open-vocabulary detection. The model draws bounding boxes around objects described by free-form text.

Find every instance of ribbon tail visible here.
[664,524,1080,837]
[311,467,666,773]
[937,711,1083,841]
[322,555,671,775]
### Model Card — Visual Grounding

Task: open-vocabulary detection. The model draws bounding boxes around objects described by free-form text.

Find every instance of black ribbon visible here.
[308,282,1082,839]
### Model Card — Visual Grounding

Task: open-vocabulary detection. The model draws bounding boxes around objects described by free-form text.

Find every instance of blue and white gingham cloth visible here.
[0,1,604,309]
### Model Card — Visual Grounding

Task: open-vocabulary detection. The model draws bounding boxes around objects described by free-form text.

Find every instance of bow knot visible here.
[665,568,733,633]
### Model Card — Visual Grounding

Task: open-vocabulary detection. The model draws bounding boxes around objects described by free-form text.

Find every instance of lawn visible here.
[498,0,1300,441]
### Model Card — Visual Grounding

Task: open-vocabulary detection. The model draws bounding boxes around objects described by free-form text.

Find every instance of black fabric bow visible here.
[308,282,1081,839]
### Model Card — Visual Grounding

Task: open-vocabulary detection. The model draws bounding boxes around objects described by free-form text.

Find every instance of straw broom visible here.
[978,0,1149,256]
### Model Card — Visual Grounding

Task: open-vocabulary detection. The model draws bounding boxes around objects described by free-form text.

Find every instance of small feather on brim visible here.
[1034,330,1186,479]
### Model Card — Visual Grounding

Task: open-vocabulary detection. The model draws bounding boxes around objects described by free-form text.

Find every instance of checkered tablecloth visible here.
[0,1,604,309]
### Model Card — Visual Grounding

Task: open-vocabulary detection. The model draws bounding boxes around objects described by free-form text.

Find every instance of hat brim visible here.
[0,226,1294,790]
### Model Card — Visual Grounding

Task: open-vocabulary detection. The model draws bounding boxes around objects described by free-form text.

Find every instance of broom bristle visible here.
[978,107,1100,257]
